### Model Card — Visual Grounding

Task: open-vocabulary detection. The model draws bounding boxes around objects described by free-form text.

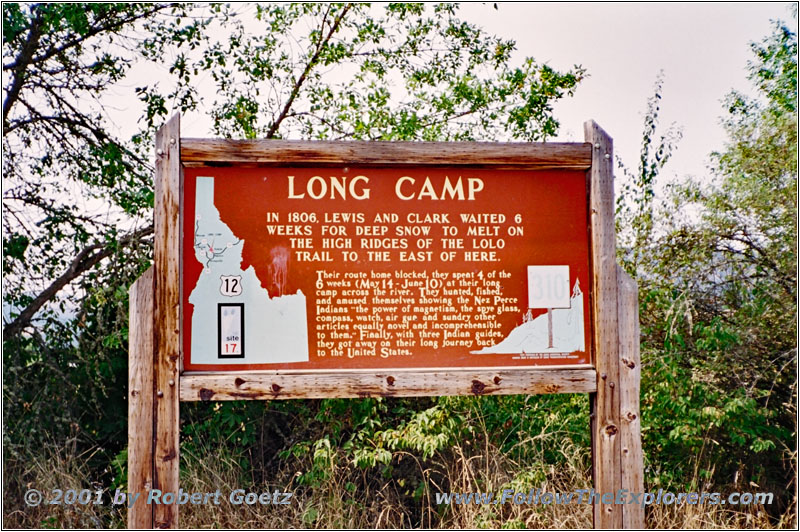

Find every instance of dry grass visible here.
[172,431,596,529]
[175,427,795,530]
[3,434,796,529]
[647,501,780,529]
[3,438,125,528]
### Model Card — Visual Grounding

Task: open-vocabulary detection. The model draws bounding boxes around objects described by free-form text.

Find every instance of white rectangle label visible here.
[219,304,244,358]
[527,266,571,309]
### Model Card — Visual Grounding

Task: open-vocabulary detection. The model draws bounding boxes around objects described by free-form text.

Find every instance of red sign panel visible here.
[182,167,591,371]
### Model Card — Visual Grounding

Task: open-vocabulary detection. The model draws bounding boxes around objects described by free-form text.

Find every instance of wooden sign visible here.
[127,114,644,529]
[182,166,592,371]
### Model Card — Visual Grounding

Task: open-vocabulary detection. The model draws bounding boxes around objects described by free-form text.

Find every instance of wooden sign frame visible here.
[128,113,643,529]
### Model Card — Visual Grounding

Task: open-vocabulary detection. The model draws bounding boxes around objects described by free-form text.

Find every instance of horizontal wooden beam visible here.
[180,139,592,170]
[179,367,597,401]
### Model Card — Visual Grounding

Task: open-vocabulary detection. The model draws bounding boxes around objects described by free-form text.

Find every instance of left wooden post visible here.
[128,114,182,528]
[128,267,154,528]
[153,113,182,528]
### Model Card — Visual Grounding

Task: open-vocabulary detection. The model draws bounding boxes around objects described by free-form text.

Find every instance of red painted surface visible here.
[182,167,592,371]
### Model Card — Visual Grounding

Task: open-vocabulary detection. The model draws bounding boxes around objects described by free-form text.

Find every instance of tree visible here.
[2,3,204,339]
[3,3,584,341]
[615,70,682,276]
[2,1,584,463]
[662,15,796,392]
[634,15,796,506]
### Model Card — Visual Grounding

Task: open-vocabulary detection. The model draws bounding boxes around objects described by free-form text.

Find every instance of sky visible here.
[457,2,795,184]
[168,2,796,187]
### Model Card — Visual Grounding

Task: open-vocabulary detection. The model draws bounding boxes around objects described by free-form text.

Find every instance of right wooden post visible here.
[617,266,645,528]
[585,121,622,528]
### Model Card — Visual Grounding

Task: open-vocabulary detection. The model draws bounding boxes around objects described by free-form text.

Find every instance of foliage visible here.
[137,3,585,142]
[616,16,797,511]
[615,70,682,275]
[2,3,192,333]
[3,2,584,336]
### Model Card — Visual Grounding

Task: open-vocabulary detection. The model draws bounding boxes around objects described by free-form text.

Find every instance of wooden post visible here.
[617,266,645,528]
[153,114,182,528]
[128,268,154,528]
[585,121,622,528]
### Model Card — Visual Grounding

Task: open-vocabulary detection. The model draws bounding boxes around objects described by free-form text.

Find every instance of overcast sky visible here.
[458,2,795,184]
[123,2,795,185]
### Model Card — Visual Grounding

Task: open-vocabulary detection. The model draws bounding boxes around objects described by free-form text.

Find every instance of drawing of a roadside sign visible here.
[527,266,571,349]
[527,266,571,309]
[220,275,243,296]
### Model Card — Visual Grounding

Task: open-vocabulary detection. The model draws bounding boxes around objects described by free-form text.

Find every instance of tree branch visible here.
[265,4,351,139]
[3,225,154,340]
[718,231,795,296]
[3,5,171,72]
[3,10,44,127]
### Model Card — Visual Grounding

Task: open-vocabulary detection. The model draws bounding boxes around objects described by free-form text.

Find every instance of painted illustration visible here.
[472,267,585,355]
[188,176,309,364]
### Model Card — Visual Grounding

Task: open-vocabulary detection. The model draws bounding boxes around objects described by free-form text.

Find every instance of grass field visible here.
[4,432,794,529]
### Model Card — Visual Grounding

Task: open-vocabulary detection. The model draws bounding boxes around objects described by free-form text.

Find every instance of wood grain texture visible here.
[180,138,592,169]
[153,114,181,529]
[585,121,622,529]
[617,266,644,529]
[179,368,597,401]
[127,268,154,529]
